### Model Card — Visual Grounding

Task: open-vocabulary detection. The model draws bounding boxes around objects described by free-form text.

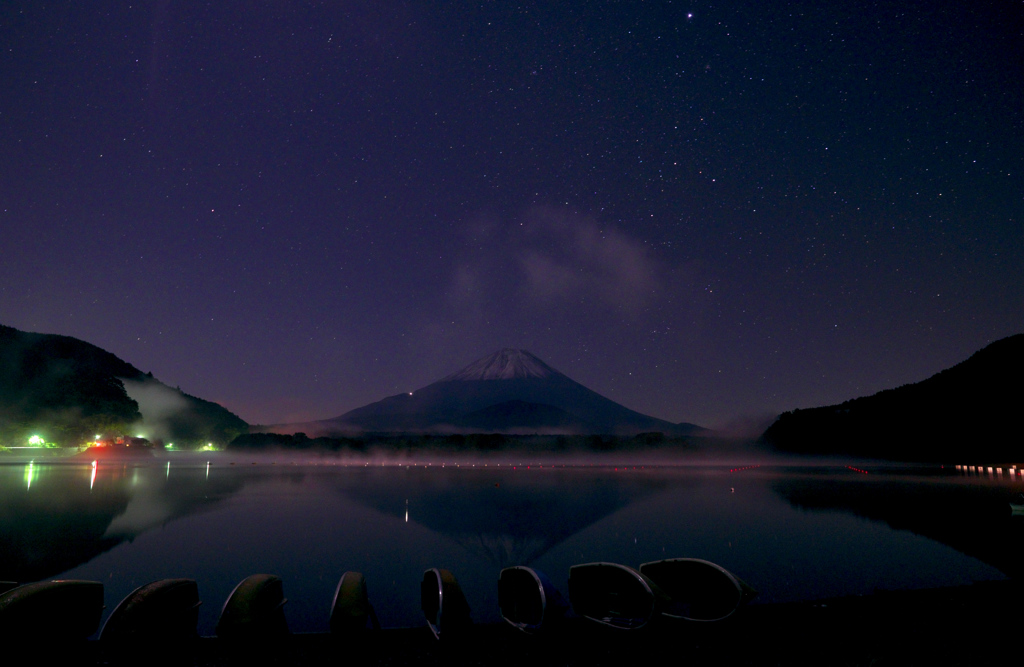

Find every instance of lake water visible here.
[2,453,1021,634]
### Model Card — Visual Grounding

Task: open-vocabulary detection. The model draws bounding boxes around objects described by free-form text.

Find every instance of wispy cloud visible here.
[516,207,661,312]
[412,204,703,374]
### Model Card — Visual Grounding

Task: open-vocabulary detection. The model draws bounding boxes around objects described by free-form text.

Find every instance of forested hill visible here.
[760,334,1024,462]
[0,324,246,447]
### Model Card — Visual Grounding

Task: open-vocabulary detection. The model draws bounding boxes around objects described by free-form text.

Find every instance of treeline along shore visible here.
[229,431,695,455]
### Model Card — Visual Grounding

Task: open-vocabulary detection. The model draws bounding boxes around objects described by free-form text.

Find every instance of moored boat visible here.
[215,574,289,640]
[100,578,201,645]
[498,566,568,633]
[0,579,104,641]
[639,558,757,621]
[567,562,666,630]
[330,571,379,633]
[421,568,471,640]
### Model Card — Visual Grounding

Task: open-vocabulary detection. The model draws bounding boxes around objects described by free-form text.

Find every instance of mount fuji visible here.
[276,349,702,436]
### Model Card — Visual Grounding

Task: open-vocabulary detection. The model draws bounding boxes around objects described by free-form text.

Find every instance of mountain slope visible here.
[760,334,1024,461]
[0,324,246,447]
[291,349,701,436]
[455,400,587,432]
[439,348,558,381]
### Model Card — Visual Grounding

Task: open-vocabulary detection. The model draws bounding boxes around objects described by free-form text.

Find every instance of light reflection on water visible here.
[1,457,1019,634]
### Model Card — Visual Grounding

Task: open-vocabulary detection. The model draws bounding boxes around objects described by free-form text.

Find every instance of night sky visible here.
[2,2,1021,430]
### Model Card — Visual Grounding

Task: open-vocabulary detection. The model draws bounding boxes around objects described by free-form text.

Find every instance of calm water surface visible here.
[2,455,1020,634]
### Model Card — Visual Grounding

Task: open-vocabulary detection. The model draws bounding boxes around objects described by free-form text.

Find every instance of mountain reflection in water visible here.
[0,458,1015,632]
[0,459,249,581]
[773,467,1024,579]
[335,466,670,567]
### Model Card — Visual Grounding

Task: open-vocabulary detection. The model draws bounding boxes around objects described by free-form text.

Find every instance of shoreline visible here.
[28,580,1024,665]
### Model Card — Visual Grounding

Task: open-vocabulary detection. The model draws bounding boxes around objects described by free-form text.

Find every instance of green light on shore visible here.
[28,435,44,446]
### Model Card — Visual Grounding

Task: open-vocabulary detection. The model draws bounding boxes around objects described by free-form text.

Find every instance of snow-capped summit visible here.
[280,348,703,436]
[440,349,559,382]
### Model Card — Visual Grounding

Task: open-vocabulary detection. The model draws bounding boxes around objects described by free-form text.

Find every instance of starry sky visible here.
[1,1,1022,430]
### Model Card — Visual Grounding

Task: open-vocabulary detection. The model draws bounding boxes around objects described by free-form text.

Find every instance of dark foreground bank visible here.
[17,580,1022,667]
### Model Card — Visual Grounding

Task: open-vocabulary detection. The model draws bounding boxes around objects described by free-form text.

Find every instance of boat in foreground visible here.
[0,579,105,642]
[498,566,568,634]
[421,568,472,640]
[567,562,666,630]
[639,558,757,621]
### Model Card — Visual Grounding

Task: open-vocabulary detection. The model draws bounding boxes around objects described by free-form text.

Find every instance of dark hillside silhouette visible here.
[761,334,1024,461]
[0,324,246,447]
[0,325,142,443]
